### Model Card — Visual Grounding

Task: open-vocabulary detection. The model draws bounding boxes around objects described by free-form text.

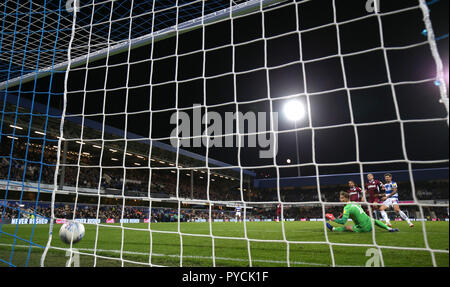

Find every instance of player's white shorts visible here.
[382,197,399,208]
[236,212,241,217]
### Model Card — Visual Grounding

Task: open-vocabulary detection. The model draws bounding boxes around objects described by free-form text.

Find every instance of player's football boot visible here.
[408,223,414,227]
[389,228,399,232]
[386,222,392,227]
[325,214,335,221]
[326,223,334,231]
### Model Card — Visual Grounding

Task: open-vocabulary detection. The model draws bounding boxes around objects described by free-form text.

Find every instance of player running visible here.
[379,173,414,228]
[326,191,399,233]
[235,205,242,222]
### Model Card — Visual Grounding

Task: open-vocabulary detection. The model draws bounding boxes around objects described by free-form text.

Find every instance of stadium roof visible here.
[1,93,256,177]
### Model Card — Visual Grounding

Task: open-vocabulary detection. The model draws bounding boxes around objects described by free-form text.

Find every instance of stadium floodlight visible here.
[9,125,23,130]
[283,99,305,176]
[283,99,305,122]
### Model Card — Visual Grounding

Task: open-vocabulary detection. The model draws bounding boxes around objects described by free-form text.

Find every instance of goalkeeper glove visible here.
[325,213,335,221]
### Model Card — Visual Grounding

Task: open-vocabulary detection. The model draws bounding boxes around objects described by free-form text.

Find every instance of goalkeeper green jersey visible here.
[334,202,371,227]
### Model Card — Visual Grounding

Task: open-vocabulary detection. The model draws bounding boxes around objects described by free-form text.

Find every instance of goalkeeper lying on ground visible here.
[326,191,399,233]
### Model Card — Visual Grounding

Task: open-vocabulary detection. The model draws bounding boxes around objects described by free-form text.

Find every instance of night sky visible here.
[3,0,449,179]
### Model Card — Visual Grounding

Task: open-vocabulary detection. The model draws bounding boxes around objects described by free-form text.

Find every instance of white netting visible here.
[0,0,448,267]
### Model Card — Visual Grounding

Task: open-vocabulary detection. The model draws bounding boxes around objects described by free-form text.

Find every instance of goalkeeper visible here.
[326,191,399,233]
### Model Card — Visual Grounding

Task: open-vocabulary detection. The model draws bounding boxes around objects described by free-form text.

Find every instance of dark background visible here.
[2,0,449,179]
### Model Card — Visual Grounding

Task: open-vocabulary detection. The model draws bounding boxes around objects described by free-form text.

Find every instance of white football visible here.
[59,221,85,244]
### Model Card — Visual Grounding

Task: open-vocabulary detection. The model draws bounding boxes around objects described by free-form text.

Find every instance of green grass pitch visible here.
[0,221,448,267]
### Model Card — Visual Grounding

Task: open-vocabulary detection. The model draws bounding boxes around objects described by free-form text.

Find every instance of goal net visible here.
[0,0,448,267]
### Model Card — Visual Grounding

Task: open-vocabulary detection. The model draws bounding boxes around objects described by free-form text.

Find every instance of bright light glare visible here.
[284,99,305,122]
[9,125,23,130]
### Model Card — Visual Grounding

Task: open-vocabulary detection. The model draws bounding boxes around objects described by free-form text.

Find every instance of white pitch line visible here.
[0,243,330,266]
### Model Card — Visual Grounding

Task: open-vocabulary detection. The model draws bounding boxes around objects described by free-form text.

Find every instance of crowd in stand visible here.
[1,200,448,222]
[1,139,449,222]
[0,202,251,222]
[0,142,243,201]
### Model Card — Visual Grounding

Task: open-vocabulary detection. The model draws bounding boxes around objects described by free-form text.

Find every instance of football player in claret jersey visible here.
[365,173,383,204]
[364,173,383,217]
[379,173,414,228]
[348,180,363,202]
